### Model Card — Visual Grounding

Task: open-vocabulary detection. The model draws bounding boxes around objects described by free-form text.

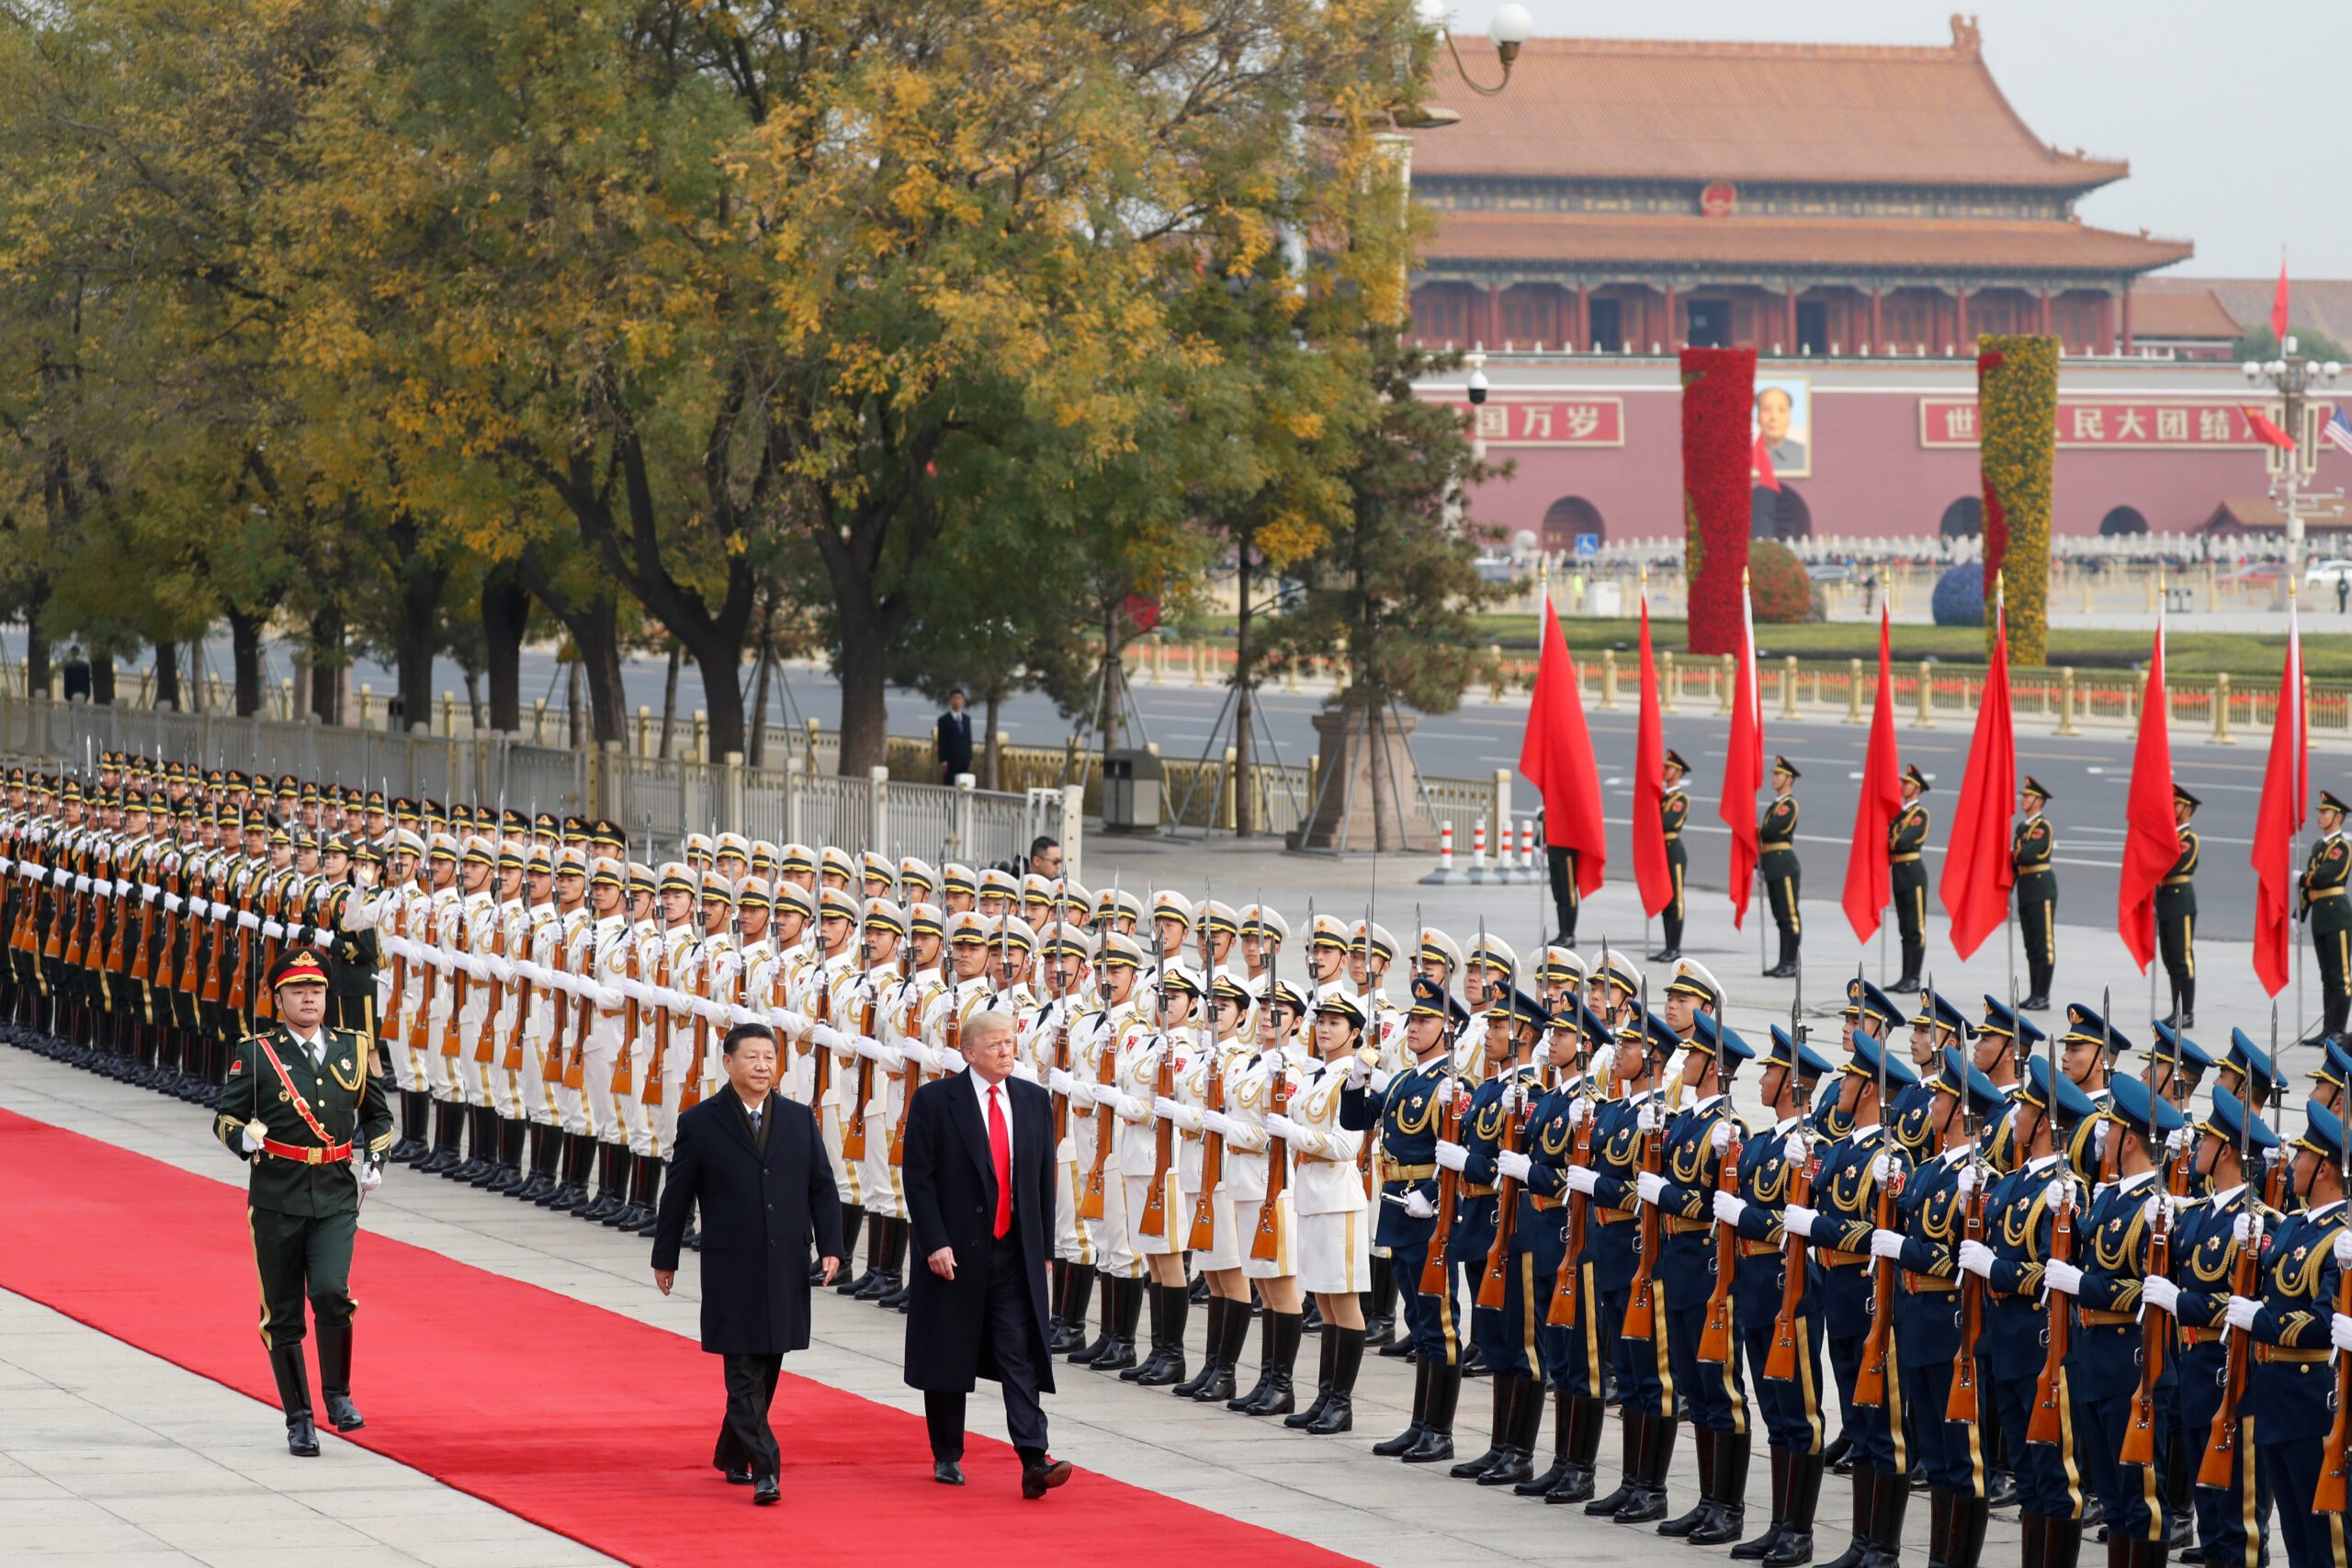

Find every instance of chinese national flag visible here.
[2272,255,2291,344]
[1939,598,2016,959]
[2252,593,2308,995]
[1718,575,1763,928]
[1632,591,1673,917]
[2118,613,2175,972]
[1842,606,1902,942]
[1519,590,1608,896]
[2244,406,2299,450]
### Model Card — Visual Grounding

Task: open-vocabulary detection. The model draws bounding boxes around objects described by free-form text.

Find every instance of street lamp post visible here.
[2245,338,2341,604]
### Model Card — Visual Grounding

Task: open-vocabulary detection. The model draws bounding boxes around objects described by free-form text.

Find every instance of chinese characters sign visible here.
[1430,396,1626,447]
[1920,398,2263,449]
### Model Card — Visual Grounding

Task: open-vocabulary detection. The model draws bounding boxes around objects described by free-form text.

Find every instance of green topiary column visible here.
[1975,334,2058,666]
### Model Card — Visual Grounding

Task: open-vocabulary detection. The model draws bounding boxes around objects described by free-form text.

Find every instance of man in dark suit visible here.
[901,1009,1071,1498]
[936,689,974,784]
[651,1023,844,1506]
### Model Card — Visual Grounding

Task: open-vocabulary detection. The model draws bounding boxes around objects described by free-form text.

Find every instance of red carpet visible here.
[0,1108,1363,1568]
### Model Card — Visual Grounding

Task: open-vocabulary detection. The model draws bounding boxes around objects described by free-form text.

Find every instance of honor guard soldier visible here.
[2148,1020,2214,1197]
[1223,976,1308,1415]
[2070,1073,2187,1565]
[2157,785,2200,1026]
[2316,1041,2352,1120]
[1065,930,1148,1374]
[1891,992,1966,1164]
[2216,1028,2278,1119]
[1348,976,1473,1462]
[1761,757,1802,978]
[1890,764,1931,991]
[2302,790,2351,1045]
[214,951,393,1455]
[1720,1024,1837,1568]
[1882,1047,2005,1568]
[1649,1012,1756,1545]
[2233,1101,2349,1568]
[1783,1021,1917,1568]
[2014,778,2058,1010]
[2152,1086,2277,1568]
[1651,750,1690,962]
[1957,1055,2097,1568]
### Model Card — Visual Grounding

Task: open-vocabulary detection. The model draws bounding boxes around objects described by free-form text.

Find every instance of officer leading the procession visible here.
[213,949,394,1456]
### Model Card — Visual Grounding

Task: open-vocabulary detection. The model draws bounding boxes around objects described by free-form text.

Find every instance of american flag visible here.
[2326,405,2352,457]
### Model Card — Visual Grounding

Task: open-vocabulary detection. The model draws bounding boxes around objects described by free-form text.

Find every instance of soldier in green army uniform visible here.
[1649,750,1690,963]
[214,949,393,1456]
[2303,789,2352,1046]
[1889,764,1930,992]
[2012,778,2057,1012]
[2156,784,2199,1028]
[1760,756,1801,979]
[322,836,380,1040]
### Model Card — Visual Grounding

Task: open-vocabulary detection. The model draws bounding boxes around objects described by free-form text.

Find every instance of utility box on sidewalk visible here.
[1101,750,1162,833]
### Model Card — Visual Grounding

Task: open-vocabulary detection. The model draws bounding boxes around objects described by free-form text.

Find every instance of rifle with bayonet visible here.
[1856,968,1906,1406]
[2027,987,2085,1444]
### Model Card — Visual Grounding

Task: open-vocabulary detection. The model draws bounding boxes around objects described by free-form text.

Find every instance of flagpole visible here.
[2294,578,2308,1042]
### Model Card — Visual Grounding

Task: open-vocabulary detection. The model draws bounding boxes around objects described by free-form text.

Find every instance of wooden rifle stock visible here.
[1420,1088,1466,1294]
[1546,1099,1595,1326]
[2026,1184,2075,1444]
[384,894,408,1048]
[2317,1221,2352,1510]
[1946,1170,1989,1420]
[199,872,228,1006]
[103,858,130,975]
[1137,1031,1177,1237]
[810,976,833,1107]
[1477,1087,1526,1311]
[131,873,155,986]
[2199,1202,2262,1486]
[1250,1063,1292,1262]
[1623,1102,1666,1340]
[1050,1004,1072,1146]
[842,993,876,1160]
[2120,1161,2183,1468]
[892,992,937,1168]
[563,927,592,1091]
[1698,1118,1744,1364]
[1766,1145,1817,1381]
[227,885,253,1015]
[1855,1156,1900,1406]
[442,910,469,1058]
[1188,1044,1227,1251]
[478,917,508,1066]
[608,935,641,1096]
[504,926,535,1075]
[1080,1016,1117,1222]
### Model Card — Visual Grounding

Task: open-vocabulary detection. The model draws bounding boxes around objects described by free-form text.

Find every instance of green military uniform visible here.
[1650,750,1690,962]
[213,952,393,1456]
[2155,786,2199,1028]
[324,880,380,1040]
[1761,757,1801,978]
[2303,791,2352,1044]
[2011,779,2056,1011]
[1889,766,1930,991]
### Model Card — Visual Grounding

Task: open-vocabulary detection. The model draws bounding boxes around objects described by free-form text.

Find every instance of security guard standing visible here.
[1651,750,1690,963]
[1890,764,1931,992]
[1761,757,1801,979]
[213,950,393,1456]
[2014,778,2058,1011]
[2301,790,2351,1045]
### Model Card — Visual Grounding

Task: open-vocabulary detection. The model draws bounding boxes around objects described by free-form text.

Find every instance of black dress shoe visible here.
[725,1466,754,1484]
[1022,1457,1073,1499]
[322,1392,364,1433]
[753,1474,780,1506]
[287,1414,320,1458]
[1646,949,1680,963]
[2020,994,2050,1012]
[933,1460,965,1486]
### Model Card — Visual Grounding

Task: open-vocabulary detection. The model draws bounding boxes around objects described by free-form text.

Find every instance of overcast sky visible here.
[1438,0,2343,278]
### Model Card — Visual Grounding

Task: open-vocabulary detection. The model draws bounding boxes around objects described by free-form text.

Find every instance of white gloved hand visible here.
[262,919,286,940]
[1958,1239,1996,1279]
[355,864,379,889]
[1010,1061,1040,1086]
[1870,1228,1907,1261]
[2043,1259,2085,1296]
[1368,1067,1396,1095]
[851,1035,882,1061]
[2044,1178,2073,1210]
[164,894,184,913]
[360,1162,383,1193]
[1434,1139,1470,1173]
[1713,1190,1748,1227]
[2336,1232,2352,1269]
[1782,1203,1818,1239]
[2232,1213,2255,1246]
[240,1125,264,1154]
[1636,1171,1668,1205]
[1567,1097,1592,1128]
[2335,1313,2352,1355]
[1264,1112,1302,1144]
[114,878,134,897]
[2165,1126,2189,1157]
[811,1023,845,1053]
[1954,1165,1978,1196]
[311,930,331,949]
[141,886,160,904]
[1070,1081,1098,1111]
[1345,1054,1372,1088]
[2224,1295,2261,1333]
[2141,1192,2175,1229]
[1636,1102,1661,1134]
[74,874,92,894]
[1711,1121,1734,1152]
[1201,1110,1234,1139]
[1566,1165,1600,1196]
[1871,1152,1895,1185]
[1401,1190,1438,1220]
[875,1043,907,1070]
[237,910,261,931]
[1435,1077,1457,1107]
[1048,1068,1076,1096]
[1497,1149,1533,1183]
[2142,1276,2181,1316]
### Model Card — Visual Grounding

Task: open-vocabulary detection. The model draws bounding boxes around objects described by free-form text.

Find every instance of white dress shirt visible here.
[968,1067,1015,1170]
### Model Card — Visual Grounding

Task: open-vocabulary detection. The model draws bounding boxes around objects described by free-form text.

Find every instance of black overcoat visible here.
[900,1070,1057,1394]
[650,1090,844,1357]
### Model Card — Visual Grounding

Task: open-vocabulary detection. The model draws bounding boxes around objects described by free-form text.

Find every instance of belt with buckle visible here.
[2256,1346,2329,1364]
[1821,1247,1871,1268]
[1905,1271,1957,1292]
[1740,1239,1783,1258]
[1531,1193,1565,1213]
[1890,852,1922,864]
[259,1135,353,1166]
[1460,1182,1497,1198]
[1663,1215,1711,1235]
[2160,876,2192,888]
[2077,1307,2137,1327]
[2017,863,2052,874]
[1385,1162,1437,1181]
[2314,888,2346,900]
[2179,1325,2226,1347]
[1591,1209,1635,1226]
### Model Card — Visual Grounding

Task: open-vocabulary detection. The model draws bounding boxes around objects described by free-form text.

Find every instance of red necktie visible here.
[988,1085,1012,1238]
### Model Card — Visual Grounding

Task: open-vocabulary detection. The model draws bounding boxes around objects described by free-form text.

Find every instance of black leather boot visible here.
[1734,1446,1792,1560]
[1615,1411,1676,1524]
[1053,1266,1095,1354]
[1193,1293,1248,1404]
[1174,1297,1226,1399]
[1228,1302,1278,1408]
[550,1132,594,1211]
[487,1116,528,1192]
[463,1109,503,1185]
[1453,1375,1516,1479]
[513,1124,552,1200]
[1588,1411,1647,1514]
[1477,1376,1540,1486]
[389,1090,426,1162]
[1095,1277,1144,1373]
[1136,1283,1187,1387]
[1544,1393,1606,1502]
[1238,1311,1301,1416]
[1305,1327,1363,1435]
[1362,1256,1396,1350]
[1819,1465,1879,1568]
[581,1146,628,1221]
[414,1102,460,1174]
[1284,1326,1338,1428]
[1863,1465,1908,1568]
[1690,1429,1751,1546]
[1660,1426,1718,1535]
[1374,1359,1433,1457]
[605,1145,650,1226]
[447,1105,491,1181]
[315,1321,364,1432]
[268,1342,321,1457]
[1950,1492,1990,1568]
[1070,1274,1118,1366]
[1763,1450,1826,1567]
[854,1217,897,1297]
[1405,1359,1463,1462]
[627,1157,663,1233]
[1123,1281,1169,1382]
[1516,1386,1574,1495]
[876,1218,910,1305]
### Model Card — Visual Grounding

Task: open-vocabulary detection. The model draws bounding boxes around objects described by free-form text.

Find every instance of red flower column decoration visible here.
[1681,346,1757,657]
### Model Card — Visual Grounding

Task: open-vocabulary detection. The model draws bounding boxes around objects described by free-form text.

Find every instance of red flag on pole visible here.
[1751,433,1781,494]
[2118,610,2175,972]
[1519,588,1608,897]
[1632,588,1672,917]
[2272,255,2291,344]
[2252,591,2308,996]
[1939,594,2017,959]
[2244,406,2299,450]
[1842,605,1902,942]
[1718,571,1763,929]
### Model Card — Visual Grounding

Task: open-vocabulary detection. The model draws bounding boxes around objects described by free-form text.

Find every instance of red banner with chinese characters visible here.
[1429,395,1625,447]
[1921,398,2266,449]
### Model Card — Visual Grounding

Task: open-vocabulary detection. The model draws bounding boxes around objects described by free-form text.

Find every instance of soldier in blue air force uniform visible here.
[1581,1010,1679,1523]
